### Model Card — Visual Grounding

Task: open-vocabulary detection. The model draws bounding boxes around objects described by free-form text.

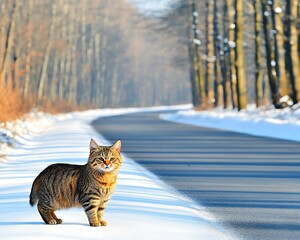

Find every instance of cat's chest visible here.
[84,173,116,198]
[98,185,114,197]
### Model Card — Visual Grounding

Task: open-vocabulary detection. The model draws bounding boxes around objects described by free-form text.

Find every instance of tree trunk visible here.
[221,1,231,109]
[261,0,281,107]
[50,55,59,102]
[68,7,77,104]
[59,2,67,101]
[37,3,57,101]
[272,0,289,96]
[24,0,33,98]
[191,0,203,107]
[205,0,214,108]
[94,33,101,106]
[213,0,223,107]
[234,0,247,110]
[289,0,300,102]
[270,1,280,80]
[0,0,17,85]
[225,0,237,108]
[254,0,263,107]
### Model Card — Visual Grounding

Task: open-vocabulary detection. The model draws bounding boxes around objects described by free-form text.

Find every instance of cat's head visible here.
[88,139,122,173]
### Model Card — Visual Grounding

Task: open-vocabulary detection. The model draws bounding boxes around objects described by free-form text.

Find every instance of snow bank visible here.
[0,111,56,161]
[160,104,300,142]
[0,107,236,240]
[0,105,190,161]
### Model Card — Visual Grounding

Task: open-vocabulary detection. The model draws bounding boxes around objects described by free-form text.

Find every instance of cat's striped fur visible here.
[29,139,122,227]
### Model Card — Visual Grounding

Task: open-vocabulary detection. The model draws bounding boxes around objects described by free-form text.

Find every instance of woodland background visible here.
[0,0,299,121]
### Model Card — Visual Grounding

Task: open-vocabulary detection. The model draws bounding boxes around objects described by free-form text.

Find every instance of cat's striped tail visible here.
[29,180,38,206]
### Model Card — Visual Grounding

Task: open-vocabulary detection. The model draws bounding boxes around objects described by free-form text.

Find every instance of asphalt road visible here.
[92,111,300,240]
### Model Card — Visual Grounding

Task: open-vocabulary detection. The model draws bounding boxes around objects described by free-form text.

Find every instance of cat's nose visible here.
[104,159,110,166]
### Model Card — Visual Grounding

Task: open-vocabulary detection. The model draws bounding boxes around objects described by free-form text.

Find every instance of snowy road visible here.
[92,111,300,240]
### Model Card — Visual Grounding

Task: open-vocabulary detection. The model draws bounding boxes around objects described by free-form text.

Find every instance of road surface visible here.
[92,111,300,240]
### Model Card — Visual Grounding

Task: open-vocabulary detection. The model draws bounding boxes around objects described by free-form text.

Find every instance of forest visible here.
[184,0,300,110]
[0,0,299,121]
[0,0,190,121]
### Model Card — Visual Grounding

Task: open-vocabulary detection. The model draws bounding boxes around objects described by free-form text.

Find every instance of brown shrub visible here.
[0,82,93,123]
[0,82,33,123]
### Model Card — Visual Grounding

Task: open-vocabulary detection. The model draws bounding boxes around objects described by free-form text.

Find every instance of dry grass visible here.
[0,82,33,123]
[0,82,93,123]
[193,103,213,111]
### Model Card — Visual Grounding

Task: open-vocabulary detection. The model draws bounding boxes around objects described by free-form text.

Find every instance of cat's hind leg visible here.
[51,211,63,224]
[37,202,58,225]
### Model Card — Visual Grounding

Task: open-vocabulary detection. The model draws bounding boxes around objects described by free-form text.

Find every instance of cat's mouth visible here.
[98,165,115,173]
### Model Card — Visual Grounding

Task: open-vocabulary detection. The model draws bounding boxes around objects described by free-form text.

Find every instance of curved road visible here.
[92,111,300,240]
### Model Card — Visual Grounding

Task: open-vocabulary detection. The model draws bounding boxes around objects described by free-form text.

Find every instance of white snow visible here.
[0,106,237,240]
[160,104,300,142]
[274,7,282,13]
[0,111,56,161]
[270,60,276,67]
[0,105,189,159]
[264,11,270,17]
[228,40,236,48]
[193,38,201,45]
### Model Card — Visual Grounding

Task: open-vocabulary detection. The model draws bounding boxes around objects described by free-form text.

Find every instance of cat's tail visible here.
[29,179,38,206]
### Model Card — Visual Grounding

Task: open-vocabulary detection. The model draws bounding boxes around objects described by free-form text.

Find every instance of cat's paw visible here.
[56,219,63,224]
[89,220,107,227]
[99,220,107,226]
[47,219,58,225]
[89,221,101,227]
[46,218,62,225]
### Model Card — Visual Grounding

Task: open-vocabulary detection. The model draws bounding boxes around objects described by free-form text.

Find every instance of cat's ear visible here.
[90,139,99,154]
[111,140,122,153]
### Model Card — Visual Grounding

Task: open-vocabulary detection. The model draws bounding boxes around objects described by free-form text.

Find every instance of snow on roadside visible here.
[160,104,300,142]
[0,105,190,161]
[0,106,236,240]
[0,111,56,161]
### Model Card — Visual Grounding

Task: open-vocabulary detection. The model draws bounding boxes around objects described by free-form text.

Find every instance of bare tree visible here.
[234,0,247,110]
[205,0,214,108]
[285,0,300,103]
[0,0,17,85]
[254,0,263,107]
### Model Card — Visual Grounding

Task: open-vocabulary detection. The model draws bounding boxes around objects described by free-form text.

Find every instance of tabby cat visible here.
[29,139,122,227]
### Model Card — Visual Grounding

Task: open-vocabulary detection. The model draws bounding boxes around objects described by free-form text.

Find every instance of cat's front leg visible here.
[80,194,102,227]
[82,204,101,227]
[97,206,107,226]
[97,200,108,226]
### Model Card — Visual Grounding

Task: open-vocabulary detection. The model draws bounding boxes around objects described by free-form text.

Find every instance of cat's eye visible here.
[110,158,116,162]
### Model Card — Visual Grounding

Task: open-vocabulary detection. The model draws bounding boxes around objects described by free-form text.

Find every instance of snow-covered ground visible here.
[0,105,190,159]
[2,103,300,239]
[160,104,300,142]
[0,112,55,161]
[0,106,236,240]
